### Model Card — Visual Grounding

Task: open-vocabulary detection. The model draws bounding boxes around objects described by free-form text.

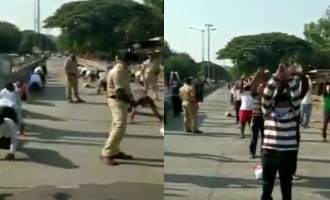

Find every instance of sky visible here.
[0,0,143,35]
[164,0,330,65]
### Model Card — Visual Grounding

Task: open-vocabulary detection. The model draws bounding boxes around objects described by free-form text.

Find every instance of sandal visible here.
[99,155,118,165]
[113,152,133,160]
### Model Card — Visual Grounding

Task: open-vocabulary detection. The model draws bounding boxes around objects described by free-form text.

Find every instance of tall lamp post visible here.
[205,24,216,80]
[189,27,205,62]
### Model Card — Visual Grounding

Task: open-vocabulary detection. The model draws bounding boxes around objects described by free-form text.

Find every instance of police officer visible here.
[141,52,161,101]
[179,77,202,134]
[100,52,138,165]
[64,52,85,103]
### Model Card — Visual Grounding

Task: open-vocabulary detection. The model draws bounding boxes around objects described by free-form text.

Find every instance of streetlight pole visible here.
[189,27,205,62]
[205,24,216,80]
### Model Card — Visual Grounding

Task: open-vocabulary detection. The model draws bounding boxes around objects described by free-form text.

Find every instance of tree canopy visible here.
[0,21,57,54]
[43,0,163,56]
[216,32,316,78]
[164,40,232,82]
[304,7,330,50]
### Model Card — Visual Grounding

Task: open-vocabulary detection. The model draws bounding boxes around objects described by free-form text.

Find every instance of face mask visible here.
[274,107,290,117]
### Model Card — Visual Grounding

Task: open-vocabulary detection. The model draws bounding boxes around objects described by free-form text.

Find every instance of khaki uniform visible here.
[64,58,80,99]
[102,62,131,157]
[179,84,198,131]
[141,59,160,99]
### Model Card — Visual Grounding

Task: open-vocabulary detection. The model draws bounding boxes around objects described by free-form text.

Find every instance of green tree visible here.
[0,21,22,53]
[216,32,315,78]
[304,6,330,49]
[197,62,232,81]
[19,30,57,54]
[143,0,163,14]
[164,53,199,79]
[44,0,163,56]
[164,41,176,60]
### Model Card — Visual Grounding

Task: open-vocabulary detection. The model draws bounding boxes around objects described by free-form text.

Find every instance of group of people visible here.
[227,63,330,199]
[78,51,164,166]
[0,50,164,166]
[0,61,48,160]
[163,71,209,132]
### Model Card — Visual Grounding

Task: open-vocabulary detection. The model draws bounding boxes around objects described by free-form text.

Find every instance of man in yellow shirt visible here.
[179,77,202,133]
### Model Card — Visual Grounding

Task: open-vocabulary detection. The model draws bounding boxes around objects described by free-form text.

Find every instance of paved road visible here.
[165,87,330,200]
[0,57,163,200]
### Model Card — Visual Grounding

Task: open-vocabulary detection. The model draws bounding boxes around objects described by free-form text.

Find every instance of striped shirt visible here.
[261,75,301,151]
[252,93,262,117]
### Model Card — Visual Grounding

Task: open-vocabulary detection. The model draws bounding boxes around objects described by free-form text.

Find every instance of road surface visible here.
[165,87,330,200]
[0,57,163,200]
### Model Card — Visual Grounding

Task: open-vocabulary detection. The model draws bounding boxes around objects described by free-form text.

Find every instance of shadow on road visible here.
[0,193,13,200]
[164,173,259,188]
[35,84,66,102]
[25,110,65,122]
[1,182,163,200]
[53,192,71,200]
[165,114,207,132]
[19,146,79,169]
[25,123,162,141]
[28,101,57,107]
[165,152,252,163]
[119,161,163,168]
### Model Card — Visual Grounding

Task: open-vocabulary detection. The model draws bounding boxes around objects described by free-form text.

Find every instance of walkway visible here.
[165,87,330,200]
[0,57,163,200]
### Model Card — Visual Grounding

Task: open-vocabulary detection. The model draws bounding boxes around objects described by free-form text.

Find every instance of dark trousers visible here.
[322,113,330,139]
[0,136,11,150]
[0,106,17,124]
[250,116,264,155]
[164,101,168,125]
[235,100,241,123]
[37,72,46,84]
[29,82,40,92]
[21,92,27,102]
[293,116,301,175]
[171,96,182,116]
[261,149,298,200]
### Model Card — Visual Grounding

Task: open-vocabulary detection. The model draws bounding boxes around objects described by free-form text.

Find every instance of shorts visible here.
[239,110,252,124]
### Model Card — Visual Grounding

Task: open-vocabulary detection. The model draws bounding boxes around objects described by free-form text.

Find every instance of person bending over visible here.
[29,72,44,92]
[96,71,109,94]
[0,83,25,136]
[260,64,301,200]
[129,95,163,124]
[34,66,46,85]
[15,81,30,103]
[0,115,18,160]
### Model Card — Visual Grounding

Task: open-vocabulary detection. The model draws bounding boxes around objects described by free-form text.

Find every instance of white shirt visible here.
[0,118,18,153]
[34,66,43,74]
[29,74,43,87]
[0,89,19,106]
[240,93,254,110]
[0,98,15,107]
[86,69,95,77]
[234,89,241,101]
[302,79,313,104]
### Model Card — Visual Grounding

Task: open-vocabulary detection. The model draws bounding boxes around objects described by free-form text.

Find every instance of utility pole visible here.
[205,24,216,79]
[37,0,42,51]
[189,27,205,62]
[34,0,41,50]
